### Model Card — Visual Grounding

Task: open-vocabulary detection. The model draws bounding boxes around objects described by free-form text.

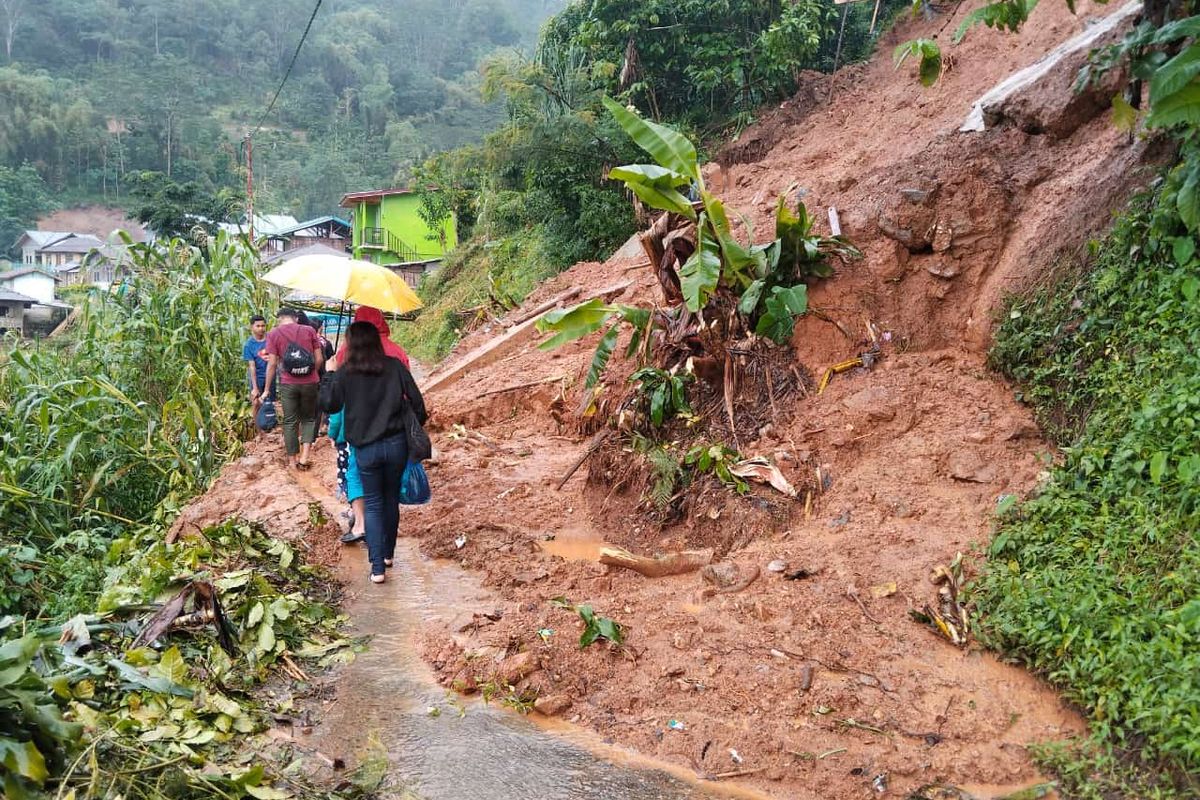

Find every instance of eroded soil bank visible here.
[173,0,1165,795]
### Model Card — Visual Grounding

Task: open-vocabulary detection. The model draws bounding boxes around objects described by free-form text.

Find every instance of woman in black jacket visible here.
[321,321,427,583]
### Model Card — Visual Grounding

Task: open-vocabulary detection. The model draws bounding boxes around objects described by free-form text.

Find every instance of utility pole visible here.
[245,133,255,241]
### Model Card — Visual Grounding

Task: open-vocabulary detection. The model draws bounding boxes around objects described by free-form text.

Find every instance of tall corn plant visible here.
[0,233,271,563]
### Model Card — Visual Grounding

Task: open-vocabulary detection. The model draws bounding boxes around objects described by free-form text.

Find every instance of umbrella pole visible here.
[333,301,346,356]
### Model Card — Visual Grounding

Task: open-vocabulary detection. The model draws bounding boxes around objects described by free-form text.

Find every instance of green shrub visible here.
[978,186,1200,785]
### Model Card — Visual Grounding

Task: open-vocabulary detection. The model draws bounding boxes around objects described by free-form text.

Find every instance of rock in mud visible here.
[533,694,572,717]
[700,562,740,588]
[924,257,961,279]
[947,449,997,483]
[842,386,896,421]
[497,651,538,684]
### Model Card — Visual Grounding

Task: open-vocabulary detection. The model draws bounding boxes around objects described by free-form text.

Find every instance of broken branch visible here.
[599,545,714,577]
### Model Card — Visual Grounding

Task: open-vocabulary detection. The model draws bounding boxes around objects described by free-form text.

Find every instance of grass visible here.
[978,187,1200,796]
[393,231,562,364]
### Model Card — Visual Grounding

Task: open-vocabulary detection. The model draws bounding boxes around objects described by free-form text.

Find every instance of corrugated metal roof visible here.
[39,234,104,254]
[338,188,416,206]
[0,290,38,305]
[265,216,352,238]
[14,230,72,249]
[262,242,351,265]
[0,267,57,281]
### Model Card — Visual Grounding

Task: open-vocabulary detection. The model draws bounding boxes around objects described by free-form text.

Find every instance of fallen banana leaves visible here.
[0,520,366,800]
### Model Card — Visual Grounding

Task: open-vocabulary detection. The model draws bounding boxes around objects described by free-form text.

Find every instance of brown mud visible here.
[175,0,1164,796]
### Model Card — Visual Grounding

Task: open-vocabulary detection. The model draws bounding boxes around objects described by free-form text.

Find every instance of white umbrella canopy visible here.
[262,254,423,314]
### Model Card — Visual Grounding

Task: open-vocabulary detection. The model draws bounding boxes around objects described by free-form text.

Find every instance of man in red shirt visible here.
[263,308,325,469]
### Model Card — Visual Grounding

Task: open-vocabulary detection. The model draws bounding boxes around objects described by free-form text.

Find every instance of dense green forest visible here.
[0,0,563,223]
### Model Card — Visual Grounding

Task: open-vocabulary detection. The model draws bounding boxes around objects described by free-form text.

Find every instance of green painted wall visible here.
[350,191,456,265]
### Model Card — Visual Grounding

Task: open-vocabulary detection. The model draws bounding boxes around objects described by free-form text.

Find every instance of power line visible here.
[251,0,325,136]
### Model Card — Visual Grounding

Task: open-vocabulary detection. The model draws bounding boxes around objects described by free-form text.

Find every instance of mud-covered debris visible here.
[729,457,798,497]
[667,719,686,731]
[729,748,743,764]
[872,773,888,794]
[131,579,238,656]
[454,534,468,549]
[947,449,997,483]
[785,568,816,580]
[911,553,970,646]
[870,582,897,599]
[908,786,977,800]
[600,545,713,577]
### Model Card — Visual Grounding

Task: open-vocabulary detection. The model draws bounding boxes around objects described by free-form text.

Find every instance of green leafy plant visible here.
[0,635,83,798]
[684,443,749,493]
[551,597,624,648]
[628,367,693,427]
[576,604,624,648]
[643,443,684,511]
[953,0,1040,43]
[893,39,942,86]
[536,100,860,376]
[979,185,1200,781]
[535,300,653,387]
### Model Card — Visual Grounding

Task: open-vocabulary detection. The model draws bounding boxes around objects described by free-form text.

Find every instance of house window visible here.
[0,306,10,316]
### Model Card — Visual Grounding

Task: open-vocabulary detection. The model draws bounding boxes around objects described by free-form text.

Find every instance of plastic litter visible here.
[729,748,743,764]
[667,719,686,731]
[454,534,467,550]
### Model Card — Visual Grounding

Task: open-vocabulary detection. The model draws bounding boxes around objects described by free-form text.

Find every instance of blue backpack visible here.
[256,399,278,432]
[399,461,431,505]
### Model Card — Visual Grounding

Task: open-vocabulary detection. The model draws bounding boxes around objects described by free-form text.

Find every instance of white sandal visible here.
[370,573,386,584]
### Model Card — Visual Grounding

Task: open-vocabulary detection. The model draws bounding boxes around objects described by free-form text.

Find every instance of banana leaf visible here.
[603,96,699,181]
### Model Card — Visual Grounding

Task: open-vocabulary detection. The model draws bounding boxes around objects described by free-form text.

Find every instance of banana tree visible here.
[536,98,860,389]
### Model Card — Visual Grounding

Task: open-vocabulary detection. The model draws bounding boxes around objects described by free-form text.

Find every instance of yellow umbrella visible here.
[261,254,423,314]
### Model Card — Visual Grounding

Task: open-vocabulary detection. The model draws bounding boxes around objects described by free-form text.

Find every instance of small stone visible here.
[533,694,571,716]
[900,187,930,203]
[948,450,997,483]
[925,258,961,279]
[965,430,990,444]
[767,559,788,573]
[496,651,537,684]
[701,562,740,587]
[999,415,1039,441]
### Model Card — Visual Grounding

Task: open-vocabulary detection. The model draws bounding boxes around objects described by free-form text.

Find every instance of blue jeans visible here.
[354,433,407,575]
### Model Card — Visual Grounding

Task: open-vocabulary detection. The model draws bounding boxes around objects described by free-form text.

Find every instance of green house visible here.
[339,188,456,282]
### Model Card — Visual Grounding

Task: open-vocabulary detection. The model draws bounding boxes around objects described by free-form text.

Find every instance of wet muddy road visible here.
[307,529,763,800]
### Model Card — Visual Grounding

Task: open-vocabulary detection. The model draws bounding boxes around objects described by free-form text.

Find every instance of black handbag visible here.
[404,405,432,462]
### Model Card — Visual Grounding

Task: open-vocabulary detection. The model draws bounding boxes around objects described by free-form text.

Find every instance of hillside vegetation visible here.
[396,0,895,360]
[0,0,562,220]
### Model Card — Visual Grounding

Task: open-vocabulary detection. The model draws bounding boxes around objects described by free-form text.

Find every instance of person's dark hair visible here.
[295,310,310,327]
[250,314,266,324]
[341,321,387,375]
[309,317,324,332]
[276,308,298,320]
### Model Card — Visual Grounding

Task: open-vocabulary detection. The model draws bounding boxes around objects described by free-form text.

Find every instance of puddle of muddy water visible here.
[310,538,773,800]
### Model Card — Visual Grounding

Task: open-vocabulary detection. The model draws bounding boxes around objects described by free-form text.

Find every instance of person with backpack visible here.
[263,307,325,470]
[320,321,426,583]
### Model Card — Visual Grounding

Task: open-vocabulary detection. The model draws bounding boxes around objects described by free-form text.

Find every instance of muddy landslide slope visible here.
[182,1,1163,797]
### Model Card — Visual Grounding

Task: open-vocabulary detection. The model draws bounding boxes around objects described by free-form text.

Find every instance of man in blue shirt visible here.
[244,315,271,415]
